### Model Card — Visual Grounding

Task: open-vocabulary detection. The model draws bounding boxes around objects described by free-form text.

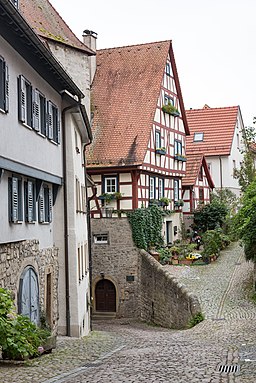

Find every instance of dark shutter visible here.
[18,75,26,122]
[48,187,53,222]
[47,101,53,139]
[4,63,9,112]
[56,109,60,144]
[27,181,34,222]
[33,90,40,131]
[0,58,4,110]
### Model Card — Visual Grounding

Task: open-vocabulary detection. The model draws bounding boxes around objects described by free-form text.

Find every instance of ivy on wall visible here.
[127,205,164,250]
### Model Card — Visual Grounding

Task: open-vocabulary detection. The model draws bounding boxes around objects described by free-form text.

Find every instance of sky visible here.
[50,0,256,127]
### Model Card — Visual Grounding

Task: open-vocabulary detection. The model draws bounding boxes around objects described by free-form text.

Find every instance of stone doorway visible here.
[95,279,116,312]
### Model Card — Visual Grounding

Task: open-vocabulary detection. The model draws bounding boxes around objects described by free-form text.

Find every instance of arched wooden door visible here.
[95,279,116,312]
[18,266,40,325]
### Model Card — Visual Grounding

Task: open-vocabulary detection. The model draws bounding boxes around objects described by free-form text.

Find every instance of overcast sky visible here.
[50,0,255,127]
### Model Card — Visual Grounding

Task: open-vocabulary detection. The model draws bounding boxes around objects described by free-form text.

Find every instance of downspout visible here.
[219,156,223,193]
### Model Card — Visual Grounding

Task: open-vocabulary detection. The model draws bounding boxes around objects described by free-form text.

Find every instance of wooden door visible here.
[95,279,116,312]
[18,266,40,325]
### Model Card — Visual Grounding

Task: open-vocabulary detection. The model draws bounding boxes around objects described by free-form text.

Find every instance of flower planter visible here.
[174,155,187,162]
[155,148,166,155]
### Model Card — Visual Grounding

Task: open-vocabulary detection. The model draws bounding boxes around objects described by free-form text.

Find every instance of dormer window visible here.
[194,132,204,142]
[10,0,18,8]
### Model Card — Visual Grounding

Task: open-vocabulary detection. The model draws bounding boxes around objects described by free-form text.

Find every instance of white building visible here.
[0,0,92,337]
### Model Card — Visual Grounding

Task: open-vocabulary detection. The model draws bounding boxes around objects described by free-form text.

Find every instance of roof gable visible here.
[19,0,94,54]
[183,154,214,188]
[88,40,188,167]
[186,106,240,156]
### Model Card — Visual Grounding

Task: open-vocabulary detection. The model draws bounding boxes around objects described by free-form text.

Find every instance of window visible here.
[8,176,23,222]
[33,89,46,135]
[149,177,155,200]
[194,132,204,142]
[199,188,204,203]
[18,75,33,127]
[24,180,36,223]
[158,178,164,199]
[93,234,109,244]
[104,176,117,193]
[155,130,161,149]
[164,94,173,106]
[199,166,203,181]
[0,56,9,112]
[38,184,52,223]
[174,140,182,155]
[174,179,179,201]
[47,101,60,143]
[166,63,171,76]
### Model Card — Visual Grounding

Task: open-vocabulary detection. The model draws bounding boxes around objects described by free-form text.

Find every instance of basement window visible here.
[93,234,109,244]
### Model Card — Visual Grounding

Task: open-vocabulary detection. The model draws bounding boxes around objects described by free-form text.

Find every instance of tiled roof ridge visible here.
[97,39,171,53]
[186,105,239,112]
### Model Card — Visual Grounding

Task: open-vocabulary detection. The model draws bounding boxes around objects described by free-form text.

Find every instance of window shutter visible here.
[12,177,19,222]
[57,110,60,144]
[48,187,53,222]
[33,90,40,131]
[18,75,26,122]
[27,181,34,222]
[47,101,53,139]
[0,59,4,110]
[3,62,9,112]
[38,187,45,223]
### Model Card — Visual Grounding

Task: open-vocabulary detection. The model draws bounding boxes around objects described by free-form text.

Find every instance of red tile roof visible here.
[183,154,214,188]
[87,41,189,167]
[19,0,94,54]
[186,105,240,156]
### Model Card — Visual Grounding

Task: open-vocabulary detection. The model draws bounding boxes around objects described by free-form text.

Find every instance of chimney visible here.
[83,30,97,84]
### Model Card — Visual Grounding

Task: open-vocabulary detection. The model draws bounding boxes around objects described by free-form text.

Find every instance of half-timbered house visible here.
[88,40,190,245]
[182,154,214,229]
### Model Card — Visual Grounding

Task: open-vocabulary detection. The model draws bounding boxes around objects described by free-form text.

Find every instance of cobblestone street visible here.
[1,242,256,382]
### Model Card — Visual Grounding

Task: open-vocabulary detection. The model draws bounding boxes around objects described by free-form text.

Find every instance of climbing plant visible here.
[127,205,164,250]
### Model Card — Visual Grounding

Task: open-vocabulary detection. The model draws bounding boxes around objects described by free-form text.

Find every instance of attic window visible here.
[10,0,18,8]
[166,63,171,76]
[194,132,204,142]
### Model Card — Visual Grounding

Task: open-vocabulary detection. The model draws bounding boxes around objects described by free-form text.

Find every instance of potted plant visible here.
[159,197,170,207]
[174,199,184,208]
[162,102,180,117]
[113,191,123,200]
[174,154,187,162]
[98,193,115,204]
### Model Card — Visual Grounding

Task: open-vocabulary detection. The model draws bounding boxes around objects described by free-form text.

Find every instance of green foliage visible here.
[233,179,256,262]
[162,102,180,116]
[127,205,164,250]
[202,228,230,260]
[158,247,172,264]
[188,312,205,328]
[210,188,238,216]
[193,200,228,232]
[0,288,50,360]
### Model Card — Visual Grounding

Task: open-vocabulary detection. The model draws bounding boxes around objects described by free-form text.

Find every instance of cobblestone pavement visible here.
[1,242,256,382]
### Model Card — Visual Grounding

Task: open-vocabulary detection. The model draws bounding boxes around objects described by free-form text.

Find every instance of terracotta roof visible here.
[87,40,189,167]
[183,154,214,189]
[186,106,240,156]
[19,0,94,54]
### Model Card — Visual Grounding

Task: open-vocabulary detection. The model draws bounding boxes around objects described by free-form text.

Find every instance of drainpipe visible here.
[219,156,223,193]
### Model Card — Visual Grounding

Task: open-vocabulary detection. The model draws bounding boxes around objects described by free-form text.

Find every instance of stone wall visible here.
[140,250,201,328]
[0,240,59,332]
[91,218,201,328]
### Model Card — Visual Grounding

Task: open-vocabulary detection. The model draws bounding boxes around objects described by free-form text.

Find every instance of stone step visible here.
[92,311,116,320]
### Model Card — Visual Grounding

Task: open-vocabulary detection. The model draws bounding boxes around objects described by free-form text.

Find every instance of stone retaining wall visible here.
[91,218,201,328]
[0,240,59,332]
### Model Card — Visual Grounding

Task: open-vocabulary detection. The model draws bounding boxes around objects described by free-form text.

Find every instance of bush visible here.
[0,288,50,360]
[188,312,205,328]
[194,200,228,232]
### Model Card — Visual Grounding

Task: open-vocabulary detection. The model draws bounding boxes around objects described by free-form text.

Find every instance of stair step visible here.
[92,312,116,320]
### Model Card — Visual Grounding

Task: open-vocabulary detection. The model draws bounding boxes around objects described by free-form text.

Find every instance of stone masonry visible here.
[91,218,201,328]
[0,240,59,332]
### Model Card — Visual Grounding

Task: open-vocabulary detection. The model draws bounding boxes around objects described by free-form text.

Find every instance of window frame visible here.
[149,176,156,200]
[174,140,182,156]
[24,179,36,223]
[193,132,204,142]
[174,179,179,202]
[155,130,161,149]
[166,63,171,76]
[38,184,53,224]
[158,178,164,199]
[103,175,118,194]
[18,75,33,128]
[33,89,47,135]
[164,94,174,106]
[47,100,60,144]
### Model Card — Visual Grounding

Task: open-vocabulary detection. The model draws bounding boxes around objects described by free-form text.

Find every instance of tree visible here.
[233,179,256,262]
[233,123,256,192]
[193,200,228,233]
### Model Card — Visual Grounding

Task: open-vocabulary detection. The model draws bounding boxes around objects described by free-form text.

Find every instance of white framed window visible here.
[8,176,23,223]
[164,94,173,106]
[0,56,9,113]
[93,234,109,244]
[38,184,52,223]
[158,178,164,199]
[194,132,204,142]
[174,179,179,201]
[155,130,161,149]
[174,140,182,155]
[104,176,117,193]
[149,177,155,200]
[166,63,171,76]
